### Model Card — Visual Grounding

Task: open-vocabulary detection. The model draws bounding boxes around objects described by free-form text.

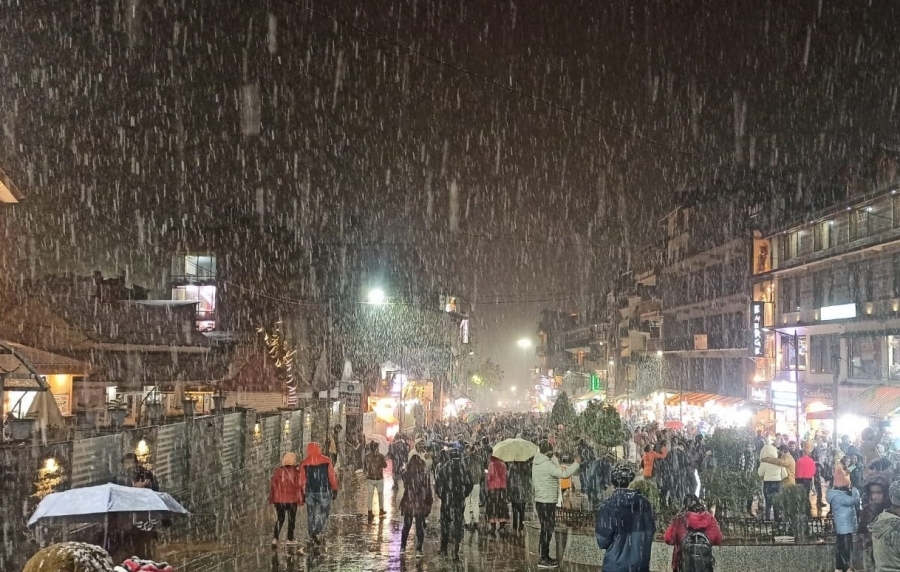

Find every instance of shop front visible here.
[663,392,750,431]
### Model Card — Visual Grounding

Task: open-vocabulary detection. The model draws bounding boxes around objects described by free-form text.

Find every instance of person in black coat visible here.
[507,460,533,534]
[435,446,473,560]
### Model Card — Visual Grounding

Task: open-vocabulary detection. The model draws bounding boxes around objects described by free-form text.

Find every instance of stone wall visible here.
[0,408,307,571]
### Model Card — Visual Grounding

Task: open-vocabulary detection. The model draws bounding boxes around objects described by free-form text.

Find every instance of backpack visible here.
[679,524,715,572]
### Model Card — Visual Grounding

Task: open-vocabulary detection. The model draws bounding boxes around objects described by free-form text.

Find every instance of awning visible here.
[574,390,604,401]
[665,392,744,407]
[812,386,900,420]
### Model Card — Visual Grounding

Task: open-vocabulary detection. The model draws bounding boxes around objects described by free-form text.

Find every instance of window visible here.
[813,272,824,309]
[781,334,807,371]
[893,254,900,298]
[849,209,868,241]
[889,336,900,380]
[864,263,874,302]
[780,277,800,313]
[172,285,217,331]
[849,335,882,379]
[810,335,838,373]
[893,194,900,228]
[172,255,217,280]
[814,221,831,251]
[849,262,861,303]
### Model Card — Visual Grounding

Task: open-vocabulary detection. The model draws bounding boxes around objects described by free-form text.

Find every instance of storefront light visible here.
[837,414,870,438]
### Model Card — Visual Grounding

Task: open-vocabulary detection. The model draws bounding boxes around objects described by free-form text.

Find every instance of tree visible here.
[550,392,577,428]
[460,357,504,391]
[580,401,627,450]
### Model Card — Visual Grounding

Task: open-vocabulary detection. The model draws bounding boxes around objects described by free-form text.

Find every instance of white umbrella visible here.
[28,483,189,526]
[491,438,539,463]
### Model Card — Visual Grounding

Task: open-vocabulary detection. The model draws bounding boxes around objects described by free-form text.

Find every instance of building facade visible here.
[757,176,900,436]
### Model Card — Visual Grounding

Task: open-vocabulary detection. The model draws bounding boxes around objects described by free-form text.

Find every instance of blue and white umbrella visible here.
[28,483,189,526]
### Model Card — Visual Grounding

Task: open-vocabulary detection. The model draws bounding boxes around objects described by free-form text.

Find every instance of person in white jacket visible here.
[757,443,787,520]
[532,440,581,568]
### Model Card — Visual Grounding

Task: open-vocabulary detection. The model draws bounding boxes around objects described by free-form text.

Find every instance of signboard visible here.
[750,301,765,357]
[820,303,857,321]
[771,380,798,407]
[53,393,70,415]
[459,318,470,344]
[693,334,708,351]
[801,384,834,406]
[590,372,602,391]
[749,386,769,404]
[362,411,376,435]
[340,382,362,394]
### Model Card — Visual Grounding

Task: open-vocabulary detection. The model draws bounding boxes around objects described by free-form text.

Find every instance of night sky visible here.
[2,0,899,389]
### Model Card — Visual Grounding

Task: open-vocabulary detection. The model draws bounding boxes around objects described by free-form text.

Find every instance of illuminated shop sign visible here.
[820,303,857,321]
[750,301,765,357]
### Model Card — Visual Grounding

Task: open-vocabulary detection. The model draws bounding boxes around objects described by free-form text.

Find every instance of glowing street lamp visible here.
[510,386,517,392]
[367,288,387,305]
[517,339,532,349]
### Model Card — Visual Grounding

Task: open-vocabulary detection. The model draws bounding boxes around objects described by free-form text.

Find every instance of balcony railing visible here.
[662,329,748,352]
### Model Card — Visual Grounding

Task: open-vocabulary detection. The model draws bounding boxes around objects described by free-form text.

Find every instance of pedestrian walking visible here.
[486,454,510,535]
[364,441,387,520]
[642,444,668,481]
[827,484,861,572]
[760,445,796,486]
[663,494,722,572]
[532,440,581,569]
[400,454,433,558]
[596,464,656,572]
[269,452,301,546]
[298,442,339,547]
[388,433,410,492]
[869,480,900,572]
[507,459,532,535]
[858,473,891,572]
[463,441,487,531]
[435,445,473,561]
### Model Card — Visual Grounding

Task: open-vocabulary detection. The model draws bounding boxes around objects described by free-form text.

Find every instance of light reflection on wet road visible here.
[165,465,599,572]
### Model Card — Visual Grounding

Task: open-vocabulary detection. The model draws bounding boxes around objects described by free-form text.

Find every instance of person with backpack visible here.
[596,464,656,572]
[663,494,723,572]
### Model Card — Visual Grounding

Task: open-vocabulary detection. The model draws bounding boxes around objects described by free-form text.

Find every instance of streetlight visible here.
[510,386,517,392]
[367,288,387,305]
[517,339,532,349]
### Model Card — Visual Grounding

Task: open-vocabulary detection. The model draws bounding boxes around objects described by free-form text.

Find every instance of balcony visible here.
[662,329,748,353]
[563,325,605,351]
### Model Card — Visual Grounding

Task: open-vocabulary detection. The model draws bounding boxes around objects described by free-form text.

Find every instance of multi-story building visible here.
[755,160,900,437]
[652,187,763,424]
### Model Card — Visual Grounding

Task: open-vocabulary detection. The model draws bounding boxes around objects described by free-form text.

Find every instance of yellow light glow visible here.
[135,439,150,457]
[44,458,58,473]
[807,401,829,413]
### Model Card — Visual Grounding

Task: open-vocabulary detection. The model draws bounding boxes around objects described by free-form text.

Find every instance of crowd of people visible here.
[265,413,900,572]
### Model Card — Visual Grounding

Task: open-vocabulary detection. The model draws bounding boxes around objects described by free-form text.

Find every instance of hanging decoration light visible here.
[258,321,299,407]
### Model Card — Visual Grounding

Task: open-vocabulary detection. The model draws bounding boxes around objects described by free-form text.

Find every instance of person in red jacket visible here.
[663,495,723,571]
[298,442,340,546]
[794,449,817,515]
[269,452,302,546]
[486,455,509,535]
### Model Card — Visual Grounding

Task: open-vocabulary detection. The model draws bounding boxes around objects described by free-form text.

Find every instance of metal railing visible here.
[554,508,835,542]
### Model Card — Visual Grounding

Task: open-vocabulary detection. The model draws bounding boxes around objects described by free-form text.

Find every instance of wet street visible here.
[162,466,599,572]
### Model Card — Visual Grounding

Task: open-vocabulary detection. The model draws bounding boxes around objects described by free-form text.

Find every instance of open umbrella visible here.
[28,483,189,526]
[665,420,684,431]
[491,438,539,462]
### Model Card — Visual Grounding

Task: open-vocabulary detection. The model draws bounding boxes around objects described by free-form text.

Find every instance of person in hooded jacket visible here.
[827,484,861,572]
[663,494,723,572]
[463,441,487,532]
[486,454,510,535]
[435,446,473,560]
[857,473,892,572]
[507,459,532,535]
[400,453,433,558]
[596,463,656,572]
[757,443,787,520]
[269,452,302,546]
[298,442,339,546]
[532,440,581,568]
[870,480,900,572]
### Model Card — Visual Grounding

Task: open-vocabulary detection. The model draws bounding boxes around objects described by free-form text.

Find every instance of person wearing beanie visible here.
[532,440,581,568]
[269,452,302,546]
[596,464,656,572]
[858,473,892,572]
[869,480,900,572]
